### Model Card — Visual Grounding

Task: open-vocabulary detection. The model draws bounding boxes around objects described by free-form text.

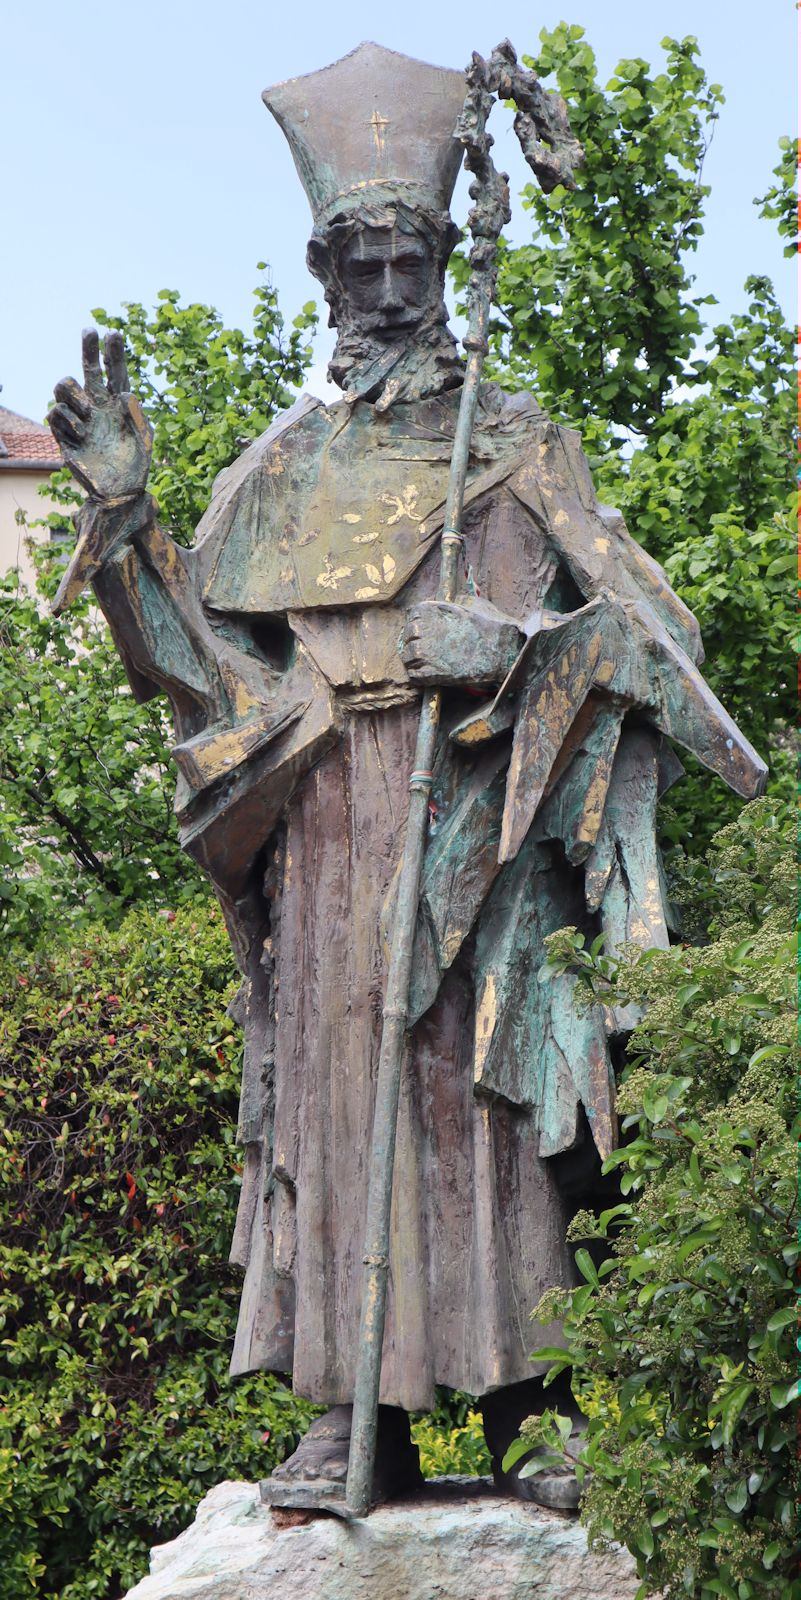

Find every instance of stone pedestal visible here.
[124,1478,640,1600]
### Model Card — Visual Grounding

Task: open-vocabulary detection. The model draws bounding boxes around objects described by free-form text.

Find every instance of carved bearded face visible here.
[338,224,433,341]
[307,206,463,408]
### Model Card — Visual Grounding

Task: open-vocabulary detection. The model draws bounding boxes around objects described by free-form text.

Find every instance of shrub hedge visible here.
[515,801,798,1600]
[0,905,317,1599]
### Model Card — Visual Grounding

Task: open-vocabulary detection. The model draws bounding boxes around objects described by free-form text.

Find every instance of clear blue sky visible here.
[1,0,795,421]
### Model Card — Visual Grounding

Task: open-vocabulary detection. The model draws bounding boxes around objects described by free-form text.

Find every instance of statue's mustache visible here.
[327,310,463,407]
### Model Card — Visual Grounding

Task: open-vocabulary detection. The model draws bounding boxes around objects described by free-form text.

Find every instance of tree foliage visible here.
[0,557,202,944]
[0,276,316,943]
[466,28,725,436]
[92,278,317,544]
[755,137,798,259]
[452,28,795,844]
[517,801,798,1600]
[598,269,794,774]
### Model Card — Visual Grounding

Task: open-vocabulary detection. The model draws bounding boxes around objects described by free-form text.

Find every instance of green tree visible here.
[467,28,725,438]
[0,277,316,944]
[92,277,317,544]
[755,136,798,259]
[0,560,201,944]
[451,29,795,843]
[601,271,794,806]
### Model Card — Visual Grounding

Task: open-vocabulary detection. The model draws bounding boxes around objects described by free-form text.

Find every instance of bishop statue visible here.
[48,43,765,1511]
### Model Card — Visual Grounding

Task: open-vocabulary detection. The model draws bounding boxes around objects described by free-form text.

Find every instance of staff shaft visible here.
[345,290,491,1518]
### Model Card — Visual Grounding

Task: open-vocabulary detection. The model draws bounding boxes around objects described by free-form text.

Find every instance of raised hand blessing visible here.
[49,329,152,501]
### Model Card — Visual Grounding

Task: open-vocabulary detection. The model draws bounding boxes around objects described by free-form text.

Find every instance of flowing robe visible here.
[92,382,764,1411]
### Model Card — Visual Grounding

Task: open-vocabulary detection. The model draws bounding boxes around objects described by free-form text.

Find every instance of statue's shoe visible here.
[491,1446,583,1511]
[481,1380,586,1512]
[260,1404,423,1514]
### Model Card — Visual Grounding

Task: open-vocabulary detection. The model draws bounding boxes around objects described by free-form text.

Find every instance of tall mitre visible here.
[262,41,467,228]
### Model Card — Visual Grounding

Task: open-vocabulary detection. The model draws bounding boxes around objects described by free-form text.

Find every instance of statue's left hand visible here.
[49,329,153,502]
[452,591,767,866]
[401,598,524,689]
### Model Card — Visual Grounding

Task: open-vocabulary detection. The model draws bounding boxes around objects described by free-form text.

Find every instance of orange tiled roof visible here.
[0,405,62,468]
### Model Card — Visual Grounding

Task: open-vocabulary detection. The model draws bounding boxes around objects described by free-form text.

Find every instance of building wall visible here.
[0,469,67,591]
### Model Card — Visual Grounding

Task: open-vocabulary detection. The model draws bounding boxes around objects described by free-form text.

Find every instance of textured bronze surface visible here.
[48,39,767,1514]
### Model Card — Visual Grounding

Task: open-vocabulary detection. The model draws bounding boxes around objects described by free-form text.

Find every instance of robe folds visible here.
[195,385,680,1408]
[230,703,580,1408]
[92,382,763,1410]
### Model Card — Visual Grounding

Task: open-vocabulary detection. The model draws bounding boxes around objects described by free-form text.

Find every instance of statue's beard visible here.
[328,309,463,412]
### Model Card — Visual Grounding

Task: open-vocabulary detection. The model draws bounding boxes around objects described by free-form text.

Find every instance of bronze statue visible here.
[49,42,766,1515]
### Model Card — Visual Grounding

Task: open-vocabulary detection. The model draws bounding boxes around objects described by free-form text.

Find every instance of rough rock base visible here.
[124,1478,640,1600]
